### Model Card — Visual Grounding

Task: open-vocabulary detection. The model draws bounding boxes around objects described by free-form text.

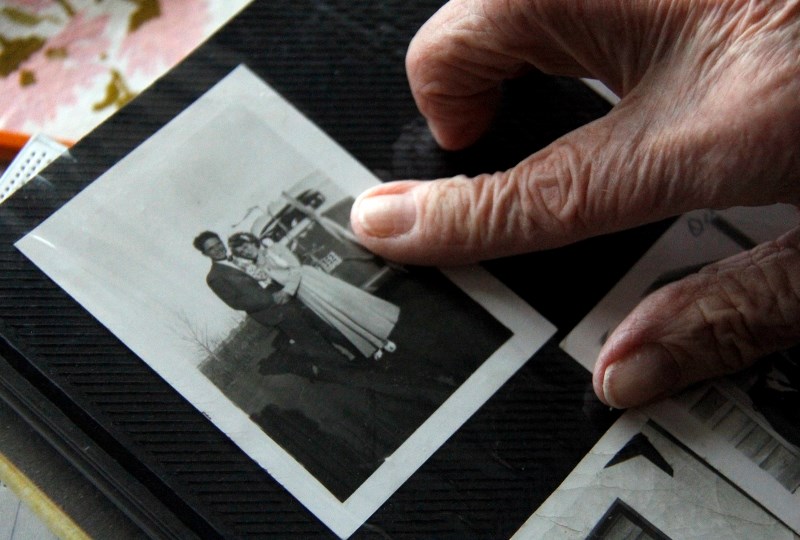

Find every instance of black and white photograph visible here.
[14,66,556,538]
[512,411,799,539]
[557,205,800,534]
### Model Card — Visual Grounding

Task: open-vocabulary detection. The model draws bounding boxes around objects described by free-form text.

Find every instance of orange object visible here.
[0,131,73,163]
[0,131,30,162]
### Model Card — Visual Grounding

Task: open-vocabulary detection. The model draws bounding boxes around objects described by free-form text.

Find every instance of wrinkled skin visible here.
[350,0,800,408]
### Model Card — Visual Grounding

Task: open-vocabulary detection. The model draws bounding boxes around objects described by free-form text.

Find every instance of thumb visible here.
[593,226,800,409]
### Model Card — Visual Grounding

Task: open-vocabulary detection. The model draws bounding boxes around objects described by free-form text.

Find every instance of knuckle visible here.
[638,281,748,376]
[512,140,594,241]
[506,122,646,245]
[747,236,800,338]
[692,287,754,374]
[477,171,531,248]
[694,236,800,371]
[417,172,543,259]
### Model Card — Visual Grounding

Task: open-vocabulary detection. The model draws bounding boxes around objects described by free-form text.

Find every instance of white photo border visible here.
[16,66,556,538]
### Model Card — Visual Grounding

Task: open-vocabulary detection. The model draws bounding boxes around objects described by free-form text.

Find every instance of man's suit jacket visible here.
[207,260,354,380]
[206,262,284,327]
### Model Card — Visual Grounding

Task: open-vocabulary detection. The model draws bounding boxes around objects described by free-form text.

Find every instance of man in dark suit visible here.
[193,230,355,380]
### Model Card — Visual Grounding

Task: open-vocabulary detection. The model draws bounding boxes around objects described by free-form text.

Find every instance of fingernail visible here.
[602,344,680,408]
[355,191,417,238]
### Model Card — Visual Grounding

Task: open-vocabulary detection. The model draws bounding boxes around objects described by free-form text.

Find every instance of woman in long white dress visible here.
[229,232,399,359]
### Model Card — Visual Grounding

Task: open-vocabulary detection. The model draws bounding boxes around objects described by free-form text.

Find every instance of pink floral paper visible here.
[0,0,250,142]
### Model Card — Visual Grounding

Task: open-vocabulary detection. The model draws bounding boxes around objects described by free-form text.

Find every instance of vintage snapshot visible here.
[559,205,800,533]
[15,66,555,538]
[512,411,798,539]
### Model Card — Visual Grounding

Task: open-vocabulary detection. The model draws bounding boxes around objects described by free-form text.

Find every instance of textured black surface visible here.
[0,0,672,537]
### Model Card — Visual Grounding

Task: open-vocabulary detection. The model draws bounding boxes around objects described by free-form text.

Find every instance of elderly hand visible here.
[350,0,800,408]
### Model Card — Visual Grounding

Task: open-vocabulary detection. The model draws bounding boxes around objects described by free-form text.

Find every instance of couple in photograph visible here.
[193,230,399,368]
